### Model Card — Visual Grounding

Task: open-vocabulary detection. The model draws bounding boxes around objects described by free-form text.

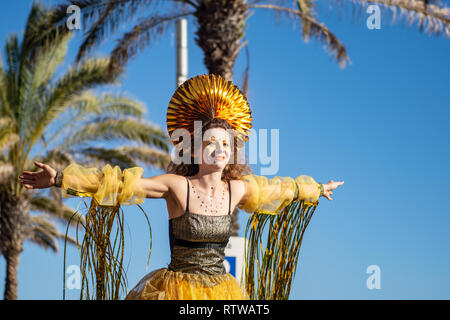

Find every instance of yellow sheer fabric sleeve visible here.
[237,174,321,215]
[61,163,147,206]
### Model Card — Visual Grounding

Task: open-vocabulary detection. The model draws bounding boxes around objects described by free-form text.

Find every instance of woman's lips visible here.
[215,156,226,161]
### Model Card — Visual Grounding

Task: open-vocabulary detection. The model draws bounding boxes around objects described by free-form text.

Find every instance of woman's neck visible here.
[191,169,223,190]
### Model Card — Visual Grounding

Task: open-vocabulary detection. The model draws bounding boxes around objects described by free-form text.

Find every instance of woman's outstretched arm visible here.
[138,173,180,199]
[236,173,344,215]
[20,160,180,202]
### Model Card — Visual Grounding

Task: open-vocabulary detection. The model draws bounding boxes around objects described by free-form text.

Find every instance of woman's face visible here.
[198,127,232,171]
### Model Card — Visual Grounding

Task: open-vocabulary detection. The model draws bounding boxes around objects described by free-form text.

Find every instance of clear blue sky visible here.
[1,0,449,300]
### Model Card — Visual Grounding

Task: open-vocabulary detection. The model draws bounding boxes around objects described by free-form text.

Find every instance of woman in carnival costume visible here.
[19,74,344,300]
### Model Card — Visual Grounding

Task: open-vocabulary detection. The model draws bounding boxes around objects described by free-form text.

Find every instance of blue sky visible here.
[1,0,449,300]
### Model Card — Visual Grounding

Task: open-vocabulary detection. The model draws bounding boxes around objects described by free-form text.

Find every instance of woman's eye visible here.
[205,140,229,147]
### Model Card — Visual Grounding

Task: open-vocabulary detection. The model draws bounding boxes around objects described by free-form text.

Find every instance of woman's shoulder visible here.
[163,173,188,186]
[229,179,246,201]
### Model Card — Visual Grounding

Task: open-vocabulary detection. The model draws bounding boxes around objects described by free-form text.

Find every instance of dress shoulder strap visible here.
[228,180,231,215]
[185,177,190,213]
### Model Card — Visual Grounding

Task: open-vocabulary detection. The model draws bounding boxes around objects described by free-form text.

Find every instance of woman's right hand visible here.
[19,161,58,189]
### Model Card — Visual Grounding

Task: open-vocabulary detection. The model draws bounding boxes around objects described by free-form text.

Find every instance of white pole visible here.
[176,19,188,88]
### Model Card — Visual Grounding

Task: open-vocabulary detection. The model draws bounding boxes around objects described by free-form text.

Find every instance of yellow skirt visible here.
[125,268,249,300]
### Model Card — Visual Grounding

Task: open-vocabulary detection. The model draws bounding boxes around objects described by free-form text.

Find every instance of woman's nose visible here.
[215,143,224,154]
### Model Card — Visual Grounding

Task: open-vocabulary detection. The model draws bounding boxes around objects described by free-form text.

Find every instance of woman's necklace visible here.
[190,181,226,215]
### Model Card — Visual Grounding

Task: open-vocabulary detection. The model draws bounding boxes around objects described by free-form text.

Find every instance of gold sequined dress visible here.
[125,177,248,299]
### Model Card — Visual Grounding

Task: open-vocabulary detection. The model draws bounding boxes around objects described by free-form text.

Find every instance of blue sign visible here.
[224,256,236,277]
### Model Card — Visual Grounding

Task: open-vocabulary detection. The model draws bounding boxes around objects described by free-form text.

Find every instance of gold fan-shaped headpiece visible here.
[167,74,253,146]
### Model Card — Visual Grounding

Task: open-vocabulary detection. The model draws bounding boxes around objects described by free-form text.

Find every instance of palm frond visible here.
[28,32,72,93]
[108,10,193,74]
[25,57,116,152]
[62,117,171,152]
[332,0,450,37]
[16,57,33,140]
[76,1,128,62]
[28,215,79,252]
[72,91,146,118]
[19,33,73,147]
[0,131,19,154]
[31,92,147,157]
[0,161,15,184]
[8,4,48,136]
[0,53,11,117]
[115,145,172,170]
[5,35,19,82]
[0,116,19,152]
[20,2,52,58]
[296,0,318,41]
[0,49,3,76]
[30,196,85,227]
[48,0,162,62]
[4,34,20,115]
[40,148,75,172]
[80,146,138,169]
[45,57,117,111]
[50,0,121,27]
[75,0,164,62]
[78,144,171,172]
[251,3,350,68]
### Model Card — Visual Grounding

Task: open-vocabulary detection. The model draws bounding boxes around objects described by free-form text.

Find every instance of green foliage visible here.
[0,2,170,292]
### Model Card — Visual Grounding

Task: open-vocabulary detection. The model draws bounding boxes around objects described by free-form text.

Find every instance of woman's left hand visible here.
[322,180,344,200]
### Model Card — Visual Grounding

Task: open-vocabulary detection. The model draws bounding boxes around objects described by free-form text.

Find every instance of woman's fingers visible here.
[21,170,47,179]
[22,181,42,189]
[35,161,51,172]
[20,172,42,180]
[329,181,344,191]
[20,179,33,188]
[19,175,35,181]
[34,161,44,167]
[21,171,38,176]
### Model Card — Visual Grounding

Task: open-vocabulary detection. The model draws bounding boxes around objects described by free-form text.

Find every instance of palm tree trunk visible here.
[3,248,21,300]
[0,191,31,300]
[194,0,250,235]
[194,0,249,81]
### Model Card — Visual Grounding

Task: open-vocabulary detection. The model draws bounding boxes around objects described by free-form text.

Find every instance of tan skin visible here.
[19,128,344,218]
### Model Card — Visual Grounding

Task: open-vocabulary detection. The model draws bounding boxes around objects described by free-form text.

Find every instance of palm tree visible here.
[48,0,450,236]
[0,3,171,300]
